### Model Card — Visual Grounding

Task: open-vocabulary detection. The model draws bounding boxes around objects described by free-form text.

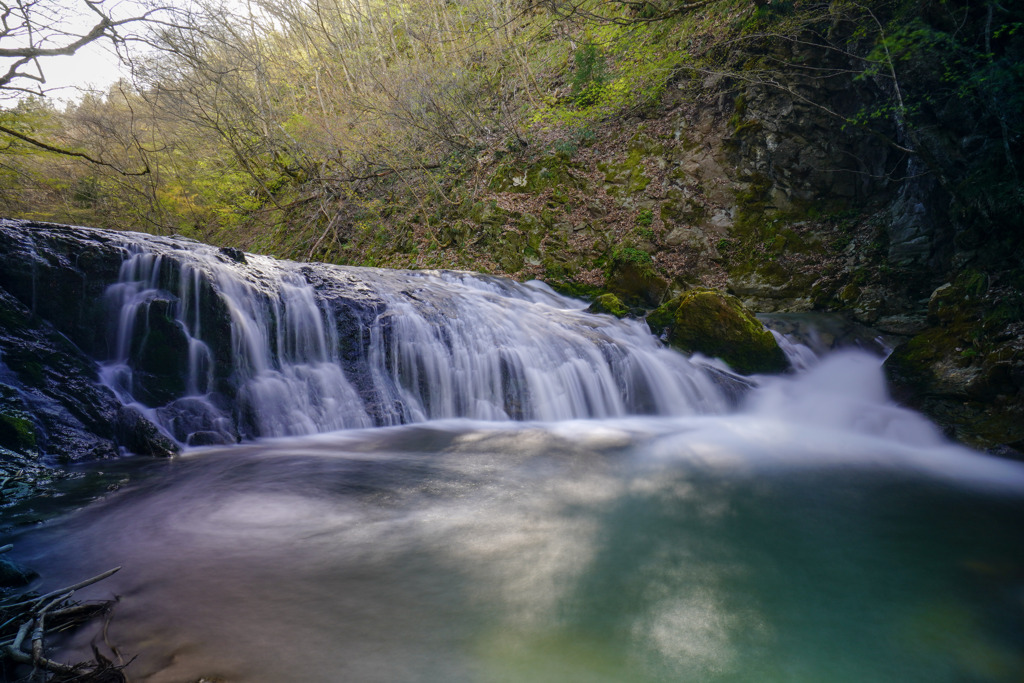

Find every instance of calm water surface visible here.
[8,354,1024,682]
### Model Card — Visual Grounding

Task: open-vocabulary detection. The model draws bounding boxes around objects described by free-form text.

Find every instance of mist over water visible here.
[9,353,1024,683]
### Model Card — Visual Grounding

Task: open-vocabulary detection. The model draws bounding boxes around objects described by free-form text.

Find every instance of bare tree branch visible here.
[0,121,150,174]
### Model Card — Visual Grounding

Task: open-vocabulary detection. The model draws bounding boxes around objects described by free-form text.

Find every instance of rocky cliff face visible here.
[0,222,177,516]
[0,223,177,466]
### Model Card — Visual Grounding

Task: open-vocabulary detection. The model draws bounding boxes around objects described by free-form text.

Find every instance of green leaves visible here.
[572,41,608,107]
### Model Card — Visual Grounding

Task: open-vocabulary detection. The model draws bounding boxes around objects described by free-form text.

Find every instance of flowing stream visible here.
[3,230,1024,682]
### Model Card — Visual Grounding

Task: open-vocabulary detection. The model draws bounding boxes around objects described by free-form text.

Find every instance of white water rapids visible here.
[3,233,1024,682]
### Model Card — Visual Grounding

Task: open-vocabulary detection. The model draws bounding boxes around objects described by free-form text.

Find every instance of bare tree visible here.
[0,0,181,171]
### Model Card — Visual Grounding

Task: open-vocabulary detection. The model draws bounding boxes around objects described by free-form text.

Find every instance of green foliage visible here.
[572,42,608,107]
[530,17,689,133]
[611,246,653,267]
[636,208,654,228]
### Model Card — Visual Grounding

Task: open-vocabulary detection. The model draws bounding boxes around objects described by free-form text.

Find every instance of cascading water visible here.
[97,240,376,445]
[2,223,1023,683]
[91,231,732,446]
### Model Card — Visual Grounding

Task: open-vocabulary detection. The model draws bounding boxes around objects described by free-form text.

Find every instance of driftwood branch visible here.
[1,554,125,681]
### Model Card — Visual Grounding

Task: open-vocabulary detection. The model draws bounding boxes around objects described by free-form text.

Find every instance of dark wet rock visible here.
[186,430,237,447]
[128,297,191,405]
[605,258,668,308]
[756,312,900,357]
[701,365,756,407]
[156,396,238,445]
[0,226,178,463]
[116,406,178,458]
[219,246,247,264]
[0,557,38,587]
[0,220,127,357]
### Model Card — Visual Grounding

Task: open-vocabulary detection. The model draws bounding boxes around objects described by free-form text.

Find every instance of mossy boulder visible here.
[646,289,789,375]
[587,293,628,318]
[489,154,584,194]
[605,247,668,307]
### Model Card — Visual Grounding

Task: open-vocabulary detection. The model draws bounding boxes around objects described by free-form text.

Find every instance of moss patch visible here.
[489,154,585,194]
[0,410,37,453]
[647,289,788,374]
[598,145,654,198]
[587,293,629,318]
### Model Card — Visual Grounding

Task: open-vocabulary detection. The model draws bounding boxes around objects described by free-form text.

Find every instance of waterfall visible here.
[90,231,732,446]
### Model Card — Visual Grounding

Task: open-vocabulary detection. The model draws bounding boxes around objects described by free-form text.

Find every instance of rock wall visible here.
[0,223,177,469]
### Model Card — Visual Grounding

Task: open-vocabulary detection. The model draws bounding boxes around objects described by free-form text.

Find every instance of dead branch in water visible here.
[1,557,127,682]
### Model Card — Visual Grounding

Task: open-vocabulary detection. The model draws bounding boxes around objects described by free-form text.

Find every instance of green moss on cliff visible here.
[489,154,584,194]
[599,145,654,198]
[0,409,36,453]
[885,274,1024,450]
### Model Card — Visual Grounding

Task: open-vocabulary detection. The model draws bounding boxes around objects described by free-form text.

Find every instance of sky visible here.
[1,0,157,106]
[41,42,127,103]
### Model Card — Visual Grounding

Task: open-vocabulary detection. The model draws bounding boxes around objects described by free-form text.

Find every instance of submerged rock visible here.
[0,556,37,587]
[647,289,789,375]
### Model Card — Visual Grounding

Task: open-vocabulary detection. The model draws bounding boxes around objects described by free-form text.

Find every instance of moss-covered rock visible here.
[587,293,628,318]
[884,275,1024,452]
[489,154,584,193]
[0,410,37,453]
[605,247,667,307]
[647,289,789,375]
